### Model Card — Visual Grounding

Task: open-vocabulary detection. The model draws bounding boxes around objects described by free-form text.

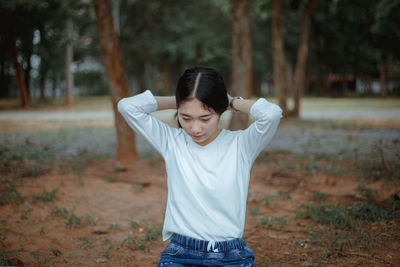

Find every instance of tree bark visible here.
[11,38,29,108]
[229,0,252,130]
[380,55,387,97]
[92,0,137,162]
[65,17,74,106]
[292,0,314,117]
[272,0,287,115]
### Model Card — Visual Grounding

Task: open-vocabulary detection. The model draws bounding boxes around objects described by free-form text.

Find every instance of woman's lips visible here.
[192,135,203,139]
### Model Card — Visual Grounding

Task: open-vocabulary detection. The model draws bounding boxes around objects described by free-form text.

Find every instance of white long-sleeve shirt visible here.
[118,90,282,243]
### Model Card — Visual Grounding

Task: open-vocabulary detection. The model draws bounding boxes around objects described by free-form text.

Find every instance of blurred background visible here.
[1,0,399,103]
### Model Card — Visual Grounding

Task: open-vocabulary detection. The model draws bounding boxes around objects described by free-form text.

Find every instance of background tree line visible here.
[1,0,399,101]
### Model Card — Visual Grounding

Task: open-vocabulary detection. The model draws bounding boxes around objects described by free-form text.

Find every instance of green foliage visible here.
[297,198,400,230]
[0,179,22,205]
[248,206,260,217]
[132,183,143,193]
[50,207,81,228]
[258,215,289,231]
[0,250,19,267]
[78,237,90,249]
[33,189,58,203]
[0,128,114,179]
[310,192,326,202]
[120,221,162,252]
[143,223,162,242]
[108,223,121,230]
[278,190,292,200]
[31,250,48,265]
[263,195,275,207]
[129,218,139,228]
[39,226,45,236]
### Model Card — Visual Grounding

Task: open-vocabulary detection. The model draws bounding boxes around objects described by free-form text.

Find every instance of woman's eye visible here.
[182,118,190,121]
[201,119,210,122]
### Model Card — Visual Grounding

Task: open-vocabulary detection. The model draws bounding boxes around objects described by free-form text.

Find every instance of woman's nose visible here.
[191,121,201,133]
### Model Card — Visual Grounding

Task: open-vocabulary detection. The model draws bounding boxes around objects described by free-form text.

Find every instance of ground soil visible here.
[1,155,399,266]
[1,116,399,266]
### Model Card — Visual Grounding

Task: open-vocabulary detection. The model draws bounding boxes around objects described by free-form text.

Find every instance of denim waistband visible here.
[171,234,246,253]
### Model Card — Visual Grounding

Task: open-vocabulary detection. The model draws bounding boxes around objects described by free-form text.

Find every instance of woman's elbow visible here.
[117,98,128,115]
[268,104,283,122]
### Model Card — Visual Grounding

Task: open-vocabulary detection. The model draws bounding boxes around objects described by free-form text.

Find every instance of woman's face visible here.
[177,98,221,146]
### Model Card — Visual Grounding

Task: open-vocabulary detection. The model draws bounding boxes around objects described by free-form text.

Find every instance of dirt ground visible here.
[1,118,399,266]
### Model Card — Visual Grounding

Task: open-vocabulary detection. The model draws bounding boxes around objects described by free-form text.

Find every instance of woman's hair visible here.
[175,66,228,115]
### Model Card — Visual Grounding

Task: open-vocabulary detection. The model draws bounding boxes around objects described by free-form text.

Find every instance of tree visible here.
[272,0,287,115]
[11,37,29,108]
[92,0,137,162]
[64,17,74,106]
[272,0,314,117]
[229,0,253,130]
[292,0,314,116]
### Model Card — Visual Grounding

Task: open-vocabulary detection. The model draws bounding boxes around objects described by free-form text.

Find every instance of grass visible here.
[50,207,81,228]
[0,179,22,205]
[296,193,400,257]
[0,127,114,179]
[296,198,400,230]
[32,189,58,203]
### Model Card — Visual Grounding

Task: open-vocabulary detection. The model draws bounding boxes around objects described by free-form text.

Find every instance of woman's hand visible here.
[227,94,234,111]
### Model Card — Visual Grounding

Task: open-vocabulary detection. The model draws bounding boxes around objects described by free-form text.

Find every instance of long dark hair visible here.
[176,66,228,114]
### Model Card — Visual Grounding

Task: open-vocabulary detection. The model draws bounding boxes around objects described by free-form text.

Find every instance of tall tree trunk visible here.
[292,0,314,117]
[11,38,29,108]
[65,17,74,106]
[229,0,252,130]
[272,0,287,115]
[380,55,387,97]
[24,52,32,98]
[92,0,137,162]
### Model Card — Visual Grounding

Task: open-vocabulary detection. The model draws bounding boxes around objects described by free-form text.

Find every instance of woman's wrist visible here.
[229,96,243,112]
[155,96,176,110]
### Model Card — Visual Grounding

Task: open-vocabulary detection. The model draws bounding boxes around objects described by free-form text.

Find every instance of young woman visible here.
[118,66,282,266]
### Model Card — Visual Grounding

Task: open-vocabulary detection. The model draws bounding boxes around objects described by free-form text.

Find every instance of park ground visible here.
[0,96,400,266]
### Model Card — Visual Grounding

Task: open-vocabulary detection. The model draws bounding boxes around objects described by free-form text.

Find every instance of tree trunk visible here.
[11,38,29,108]
[229,0,252,130]
[272,0,287,115]
[65,17,74,106]
[24,51,32,98]
[380,55,387,97]
[92,0,137,162]
[292,0,314,117]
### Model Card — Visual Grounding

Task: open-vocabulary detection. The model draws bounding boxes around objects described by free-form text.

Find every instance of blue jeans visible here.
[157,234,255,267]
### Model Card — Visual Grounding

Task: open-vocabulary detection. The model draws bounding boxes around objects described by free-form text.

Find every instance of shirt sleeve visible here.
[117,90,176,158]
[239,98,283,166]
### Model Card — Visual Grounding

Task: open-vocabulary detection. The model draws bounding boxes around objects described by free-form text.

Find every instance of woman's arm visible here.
[228,95,256,114]
[118,90,177,157]
[154,96,176,110]
[235,96,283,166]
